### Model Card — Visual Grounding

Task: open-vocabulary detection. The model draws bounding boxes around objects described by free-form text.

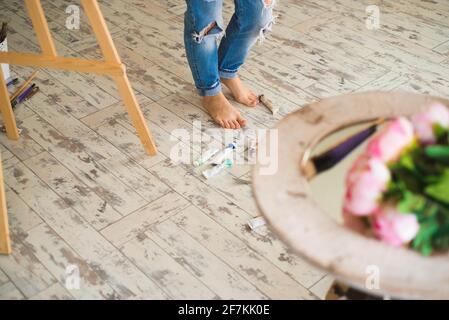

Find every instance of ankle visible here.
[203,92,224,102]
[221,77,238,83]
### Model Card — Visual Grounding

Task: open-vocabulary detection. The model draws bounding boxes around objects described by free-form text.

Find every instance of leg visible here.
[0,66,19,140]
[184,0,246,129]
[184,0,224,97]
[0,154,11,255]
[218,0,275,107]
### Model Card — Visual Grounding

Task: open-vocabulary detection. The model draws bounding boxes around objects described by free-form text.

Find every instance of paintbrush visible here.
[0,23,7,43]
[6,78,19,87]
[24,86,39,101]
[303,118,385,178]
[10,71,38,102]
[11,83,36,108]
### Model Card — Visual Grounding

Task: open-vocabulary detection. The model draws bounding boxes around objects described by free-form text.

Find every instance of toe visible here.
[249,91,258,99]
[219,119,229,129]
[233,120,241,129]
[248,94,258,107]
[250,98,258,107]
[237,115,247,127]
[228,120,236,129]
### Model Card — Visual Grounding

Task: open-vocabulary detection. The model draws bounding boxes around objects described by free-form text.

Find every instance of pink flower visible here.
[344,157,390,216]
[366,117,414,163]
[372,207,419,247]
[412,103,449,144]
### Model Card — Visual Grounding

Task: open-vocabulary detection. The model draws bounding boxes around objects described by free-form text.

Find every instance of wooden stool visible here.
[252,91,449,299]
[0,0,158,254]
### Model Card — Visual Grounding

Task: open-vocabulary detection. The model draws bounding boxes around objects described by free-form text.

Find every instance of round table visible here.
[252,91,449,299]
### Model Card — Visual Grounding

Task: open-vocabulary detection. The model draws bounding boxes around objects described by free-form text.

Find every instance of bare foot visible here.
[221,77,259,107]
[202,92,247,129]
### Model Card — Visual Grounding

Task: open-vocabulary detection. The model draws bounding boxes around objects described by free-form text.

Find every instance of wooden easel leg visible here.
[0,67,19,140]
[0,154,11,255]
[114,73,157,155]
[25,0,58,56]
[81,0,157,155]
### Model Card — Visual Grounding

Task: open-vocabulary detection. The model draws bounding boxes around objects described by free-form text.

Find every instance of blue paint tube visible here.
[210,143,236,165]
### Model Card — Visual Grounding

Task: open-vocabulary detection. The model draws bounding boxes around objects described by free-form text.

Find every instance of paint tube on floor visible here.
[202,159,233,179]
[259,94,279,115]
[247,216,266,230]
[244,129,258,161]
[194,147,220,167]
[248,140,257,161]
[210,143,236,165]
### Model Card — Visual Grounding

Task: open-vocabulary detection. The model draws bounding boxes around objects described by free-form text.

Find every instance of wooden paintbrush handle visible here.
[10,70,38,102]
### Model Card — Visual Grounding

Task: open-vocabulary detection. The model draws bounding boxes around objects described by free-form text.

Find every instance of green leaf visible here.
[397,191,426,213]
[434,124,449,143]
[412,222,439,256]
[425,170,449,205]
[398,153,416,171]
[425,145,449,163]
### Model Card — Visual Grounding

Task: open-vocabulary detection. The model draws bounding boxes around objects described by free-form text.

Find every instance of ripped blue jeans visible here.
[184,0,275,96]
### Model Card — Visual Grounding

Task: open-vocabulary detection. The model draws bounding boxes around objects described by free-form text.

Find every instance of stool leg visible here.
[0,155,11,255]
[0,67,19,140]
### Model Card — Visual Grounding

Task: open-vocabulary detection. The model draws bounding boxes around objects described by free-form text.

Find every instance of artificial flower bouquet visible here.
[343,103,449,256]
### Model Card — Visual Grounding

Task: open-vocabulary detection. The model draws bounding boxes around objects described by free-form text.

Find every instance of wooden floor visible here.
[0,0,448,299]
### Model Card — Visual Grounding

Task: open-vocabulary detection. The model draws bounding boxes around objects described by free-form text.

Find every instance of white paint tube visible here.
[244,129,258,161]
[202,159,233,179]
[247,216,266,230]
[211,143,236,165]
[194,147,220,167]
[248,139,257,161]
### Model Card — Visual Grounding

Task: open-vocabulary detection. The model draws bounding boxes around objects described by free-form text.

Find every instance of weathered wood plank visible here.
[101,192,190,247]
[0,282,25,300]
[23,70,99,119]
[0,145,21,169]
[148,219,268,299]
[22,87,171,205]
[150,160,325,288]
[24,152,122,230]
[21,115,148,216]
[29,283,73,300]
[121,231,218,299]
[5,185,43,234]
[25,223,118,299]
[0,236,56,298]
[0,269,9,286]
[309,275,334,300]
[171,206,316,299]
[4,163,168,299]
